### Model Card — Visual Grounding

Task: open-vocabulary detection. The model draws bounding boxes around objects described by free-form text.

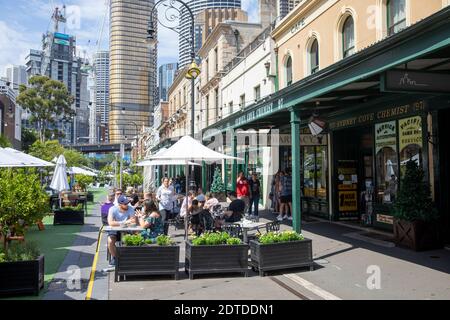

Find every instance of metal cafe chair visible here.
[221,223,243,239]
[265,221,281,233]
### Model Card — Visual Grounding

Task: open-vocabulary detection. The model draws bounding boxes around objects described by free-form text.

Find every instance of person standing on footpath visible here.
[236,171,250,215]
[156,177,176,235]
[248,173,261,217]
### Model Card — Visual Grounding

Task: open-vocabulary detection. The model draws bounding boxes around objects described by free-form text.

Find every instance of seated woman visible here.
[188,199,203,236]
[136,200,164,241]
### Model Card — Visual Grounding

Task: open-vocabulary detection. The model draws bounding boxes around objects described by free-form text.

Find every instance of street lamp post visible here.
[146,0,200,138]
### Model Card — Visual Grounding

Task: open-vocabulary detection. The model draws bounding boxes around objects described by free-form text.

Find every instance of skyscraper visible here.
[158,63,178,102]
[93,51,110,127]
[178,0,241,68]
[278,0,301,19]
[109,0,157,143]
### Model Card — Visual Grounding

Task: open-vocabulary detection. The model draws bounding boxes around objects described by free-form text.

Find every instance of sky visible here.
[0,0,259,77]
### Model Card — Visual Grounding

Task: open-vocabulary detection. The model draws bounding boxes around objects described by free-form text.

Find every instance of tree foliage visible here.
[17,75,75,142]
[0,134,12,148]
[393,160,438,222]
[21,128,38,152]
[28,140,90,167]
[75,174,94,192]
[0,169,49,238]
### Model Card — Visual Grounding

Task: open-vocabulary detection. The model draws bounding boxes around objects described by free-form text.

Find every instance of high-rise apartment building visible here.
[158,63,178,102]
[93,51,110,127]
[278,0,301,19]
[25,31,90,145]
[5,65,27,92]
[109,0,157,143]
[178,0,241,68]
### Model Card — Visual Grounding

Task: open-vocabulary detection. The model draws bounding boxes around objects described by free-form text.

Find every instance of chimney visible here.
[259,0,277,28]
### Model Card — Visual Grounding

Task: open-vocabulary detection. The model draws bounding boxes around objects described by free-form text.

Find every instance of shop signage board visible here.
[399,116,423,151]
[375,121,397,153]
[329,100,426,130]
[382,70,450,94]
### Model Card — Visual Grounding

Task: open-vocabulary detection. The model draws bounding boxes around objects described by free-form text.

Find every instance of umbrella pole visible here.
[184,162,189,240]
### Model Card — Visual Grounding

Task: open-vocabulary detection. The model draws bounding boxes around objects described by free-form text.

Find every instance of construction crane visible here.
[41,5,67,76]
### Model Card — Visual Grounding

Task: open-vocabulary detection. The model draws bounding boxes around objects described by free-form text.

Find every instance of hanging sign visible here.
[399,116,423,152]
[338,191,358,212]
[375,121,397,153]
[383,70,450,93]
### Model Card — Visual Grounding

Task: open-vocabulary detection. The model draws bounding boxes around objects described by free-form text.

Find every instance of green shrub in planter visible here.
[123,234,175,246]
[191,232,241,246]
[1,241,40,262]
[257,230,304,244]
[60,204,84,211]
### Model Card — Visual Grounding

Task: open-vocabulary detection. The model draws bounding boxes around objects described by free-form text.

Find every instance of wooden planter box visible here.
[393,219,443,251]
[0,255,44,297]
[249,239,314,277]
[53,209,85,225]
[115,245,180,282]
[185,240,249,280]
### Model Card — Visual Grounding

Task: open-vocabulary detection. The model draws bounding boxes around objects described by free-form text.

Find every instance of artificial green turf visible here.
[1,187,108,300]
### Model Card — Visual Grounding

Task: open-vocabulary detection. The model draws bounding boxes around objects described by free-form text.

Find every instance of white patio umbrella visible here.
[149,135,242,238]
[0,147,55,167]
[50,155,70,207]
[68,166,97,176]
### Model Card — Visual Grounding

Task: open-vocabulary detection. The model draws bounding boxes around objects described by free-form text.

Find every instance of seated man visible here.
[107,195,137,267]
[223,192,245,223]
[101,193,115,226]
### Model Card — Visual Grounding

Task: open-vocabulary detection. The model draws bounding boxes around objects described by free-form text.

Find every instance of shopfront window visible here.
[375,121,398,203]
[302,145,327,199]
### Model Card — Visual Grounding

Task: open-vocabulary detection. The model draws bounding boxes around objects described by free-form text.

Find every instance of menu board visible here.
[337,160,358,218]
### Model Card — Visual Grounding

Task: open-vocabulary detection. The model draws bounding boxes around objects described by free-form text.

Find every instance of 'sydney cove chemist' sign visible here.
[329,100,426,130]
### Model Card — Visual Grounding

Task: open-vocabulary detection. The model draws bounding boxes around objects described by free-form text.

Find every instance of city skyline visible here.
[0,0,259,75]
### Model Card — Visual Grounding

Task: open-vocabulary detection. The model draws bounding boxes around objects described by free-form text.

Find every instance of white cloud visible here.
[242,0,259,23]
[0,21,41,75]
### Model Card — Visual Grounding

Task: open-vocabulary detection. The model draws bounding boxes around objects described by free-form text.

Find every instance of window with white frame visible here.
[285,56,293,86]
[387,0,406,36]
[342,16,355,58]
[309,39,319,74]
[254,85,261,102]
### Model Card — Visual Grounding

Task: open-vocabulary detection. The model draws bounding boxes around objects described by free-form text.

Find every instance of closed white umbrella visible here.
[50,155,70,207]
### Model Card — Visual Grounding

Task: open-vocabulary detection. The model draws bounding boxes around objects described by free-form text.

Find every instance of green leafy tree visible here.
[210,168,225,193]
[28,140,90,167]
[393,160,438,222]
[75,174,94,192]
[0,134,12,147]
[17,75,75,142]
[21,128,38,152]
[0,169,49,243]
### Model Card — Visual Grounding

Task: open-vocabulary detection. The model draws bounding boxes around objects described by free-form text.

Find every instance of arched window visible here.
[387,0,406,35]
[342,16,355,58]
[286,56,293,86]
[309,39,319,74]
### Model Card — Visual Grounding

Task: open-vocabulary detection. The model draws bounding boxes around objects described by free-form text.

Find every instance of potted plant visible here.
[115,234,180,282]
[53,203,85,225]
[0,169,47,297]
[185,232,248,280]
[392,160,442,251]
[249,230,314,277]
[210,168,227,201]
[75,174,94,202]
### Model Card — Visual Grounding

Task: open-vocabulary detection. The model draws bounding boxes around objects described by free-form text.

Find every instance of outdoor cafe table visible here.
[225,219,269,243]
[102,226,145,238]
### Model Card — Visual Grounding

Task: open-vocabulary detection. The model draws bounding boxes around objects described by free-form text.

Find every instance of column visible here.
[231,134,237,192]
[202,161,207,192]
[223,159,228,192]
[290,108,302,233]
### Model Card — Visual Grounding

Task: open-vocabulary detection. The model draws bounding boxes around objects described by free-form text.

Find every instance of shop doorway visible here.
[438,108,450,244]
[332,127,374,222]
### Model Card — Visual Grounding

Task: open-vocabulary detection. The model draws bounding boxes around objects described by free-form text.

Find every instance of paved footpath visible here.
[103,211,450,300]
[43,192,106,300]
